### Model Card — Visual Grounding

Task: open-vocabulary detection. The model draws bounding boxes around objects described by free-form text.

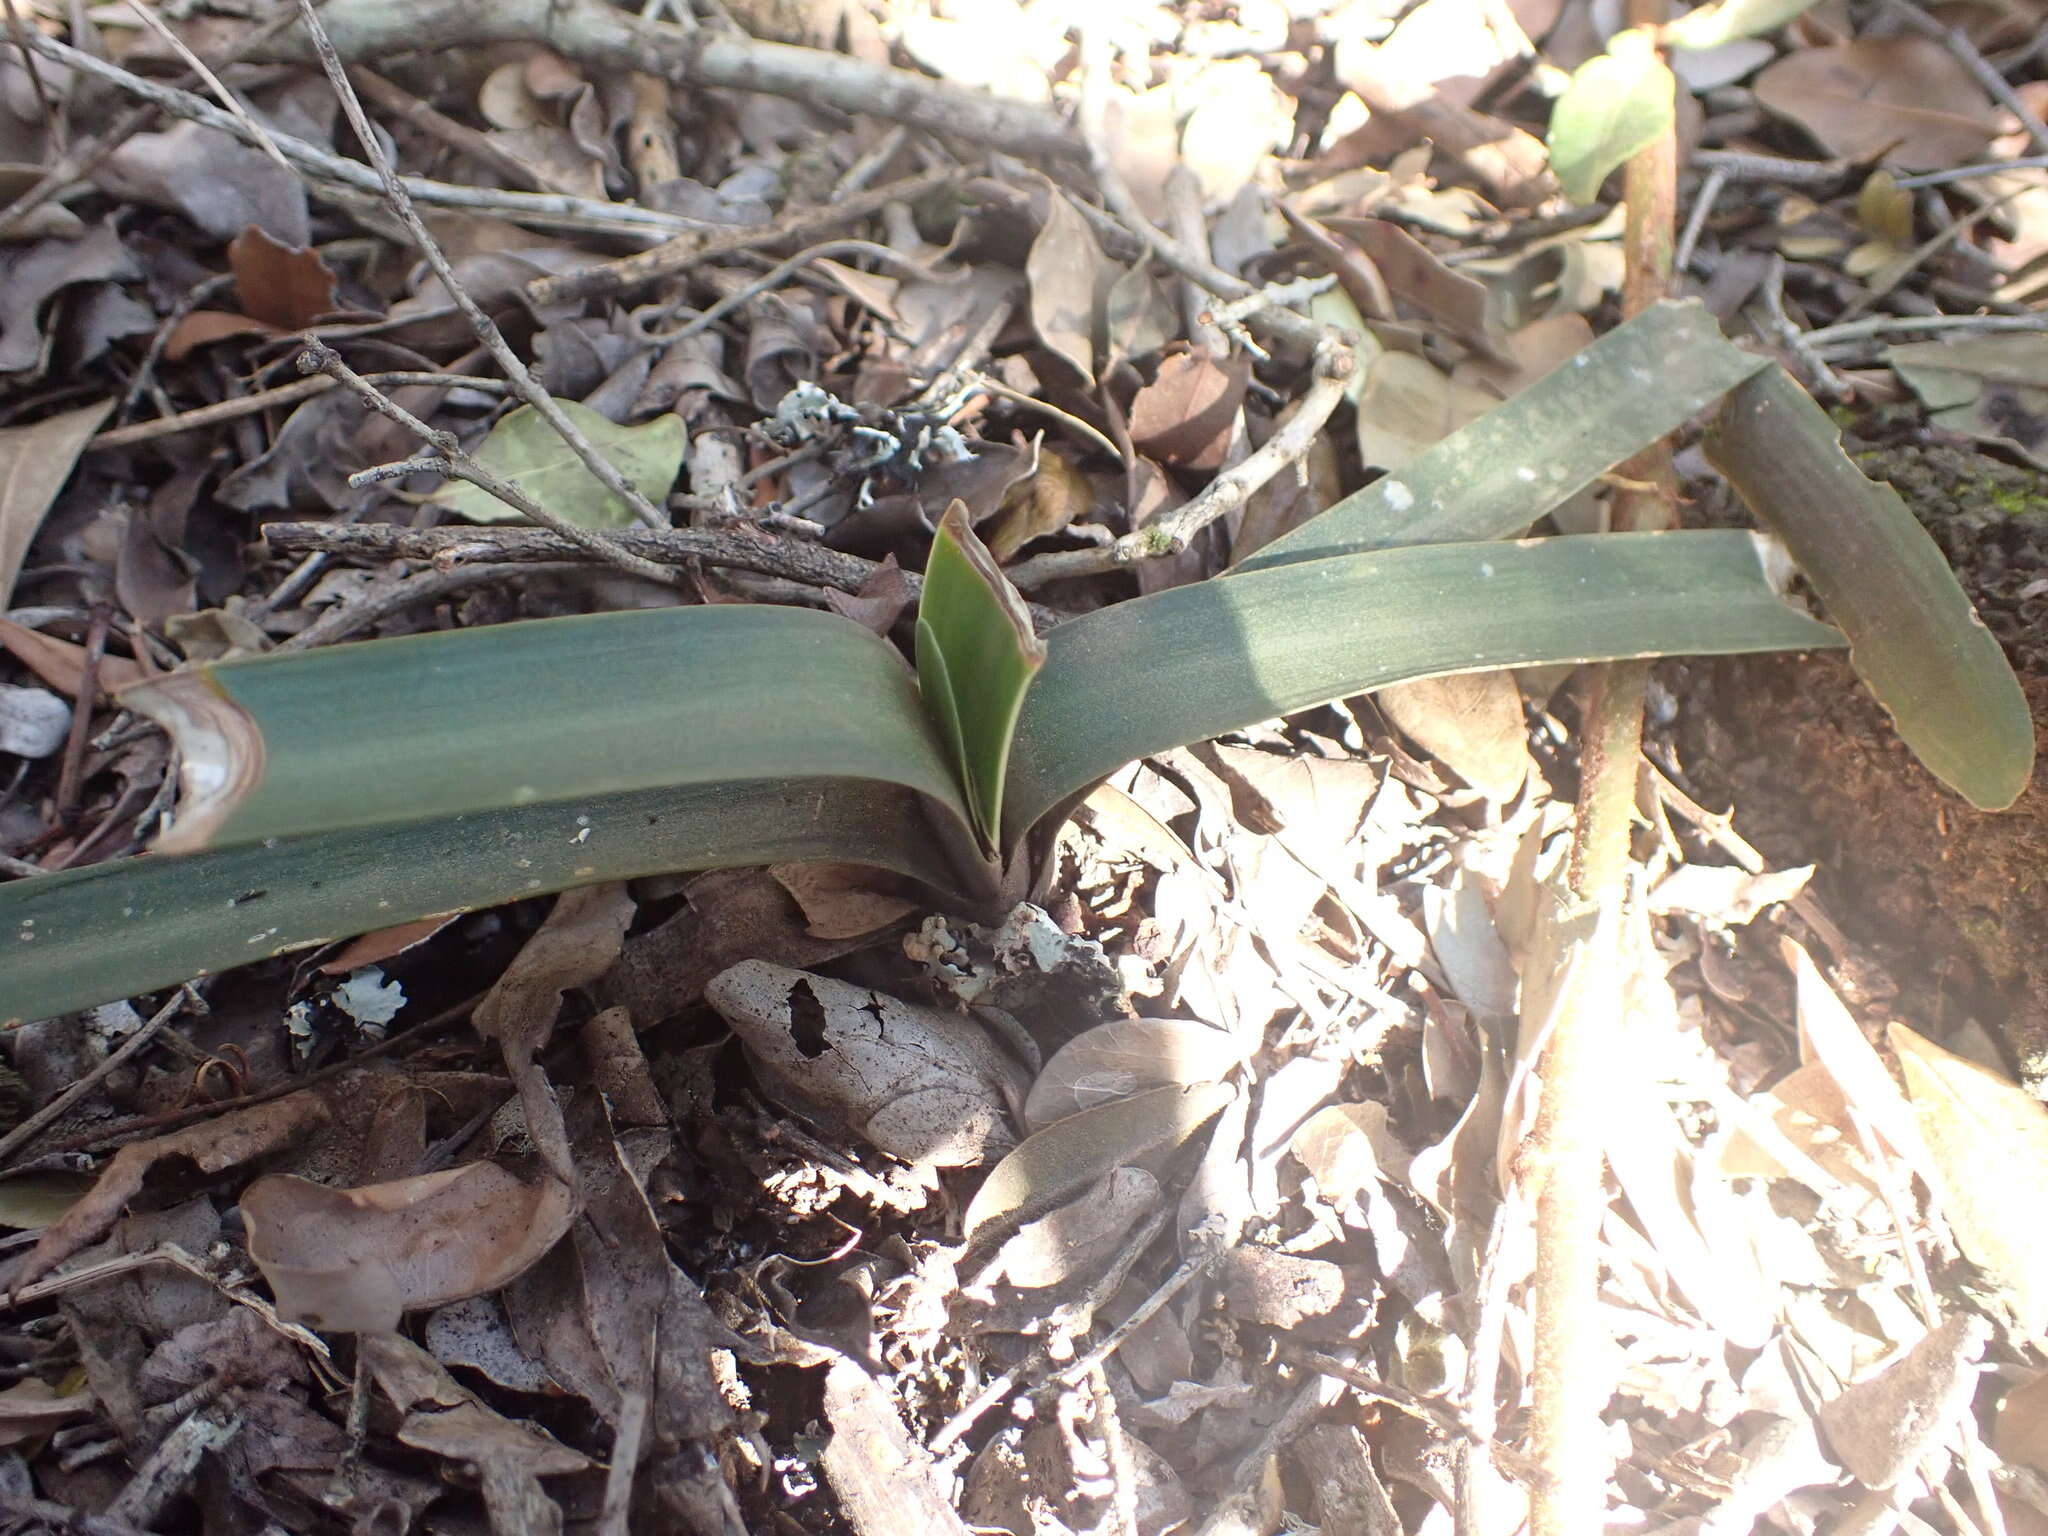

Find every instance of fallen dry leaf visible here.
[227,226,339,329]
[0,615,146,699]
[1890,1020,2048,1334]
[707,960,1028,1168]
[0,397,113,606]
[1025,184,1110,388]
[1023,1017,1248,1132]
[1816,1312,1987,1488]
[768,861,919,939]
[1374,672,1532,800]
[13,1090,330,1293]
[964,1081,1233,1246]
[242,1161,576,1334]
[1129,350,1253,471]
[0,1377,94,1447]
[1753,38,2000,169]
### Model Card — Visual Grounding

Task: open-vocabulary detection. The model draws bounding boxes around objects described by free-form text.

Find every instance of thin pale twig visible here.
[20,32,712,242]
[293,0,673,532]
[96,371,512,450]
[299,346,679,587]
[1805,307,2048,349]
[0,987,194,1167]
[122,0,293,174]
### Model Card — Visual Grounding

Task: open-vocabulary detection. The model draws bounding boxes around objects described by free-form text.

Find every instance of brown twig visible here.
[20,32,711,241]
[349,65,573,194]
[95,371,512,450]
[294,0,675,534]
[0,987,193,1170]
[1524,13,1681,1532]
[278,560,592,650]
[297,345,679,587]
[523,166,962,309]
[273,0,1075,158]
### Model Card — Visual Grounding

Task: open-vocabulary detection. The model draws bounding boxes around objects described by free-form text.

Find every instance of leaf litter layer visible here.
[0,0,2041,1531]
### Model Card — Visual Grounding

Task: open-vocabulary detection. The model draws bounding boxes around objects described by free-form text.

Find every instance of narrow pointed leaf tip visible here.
[915,500,1047,849]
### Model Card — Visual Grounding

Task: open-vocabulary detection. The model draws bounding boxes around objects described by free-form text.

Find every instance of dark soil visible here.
[1680,434,2048,1079]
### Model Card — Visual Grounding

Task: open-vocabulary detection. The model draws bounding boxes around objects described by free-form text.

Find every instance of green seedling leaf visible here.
[1664,0,1819,50]
[434,401,684,528]
[1235,301,1769,571]
[1547,29,1677,206]
[1706,365,2034,810]
[915,501,1048,851]
[964,1081,1234,1249]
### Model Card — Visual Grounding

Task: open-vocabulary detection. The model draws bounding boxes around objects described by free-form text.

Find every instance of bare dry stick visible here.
[0,988,194,1167]
[20,33,712,241]
[1525,16,1681,1533]
[298,346,679,589]
[524,167,962,309]
[93,372,512,450]
[280,561,593,651]
[1075,25,1326,355]
[293,0,673,535]
[291,0,1074,157]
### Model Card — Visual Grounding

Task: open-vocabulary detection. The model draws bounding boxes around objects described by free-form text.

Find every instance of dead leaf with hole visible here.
[1025,186,1111,387]
[1753,38,2000,169]
[1890,1020,2048,1334]
[706,960,1029,1168]
[0,397,113,606]
[227,226,339,329]
[1023,1018,1249,1132]
[1887,335,2048,470]
[13,1091,330,1293]
[242,1162,576,1334]
[1130,351,1254,472]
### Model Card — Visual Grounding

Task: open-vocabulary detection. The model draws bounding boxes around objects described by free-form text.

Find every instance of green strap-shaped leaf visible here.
[3,779,975,1025]
[1705,366,2035,810]
[1003,528,1844,845]
[128,604,966,851]
[1233,300,1769,571]
[914,501,1047,851]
